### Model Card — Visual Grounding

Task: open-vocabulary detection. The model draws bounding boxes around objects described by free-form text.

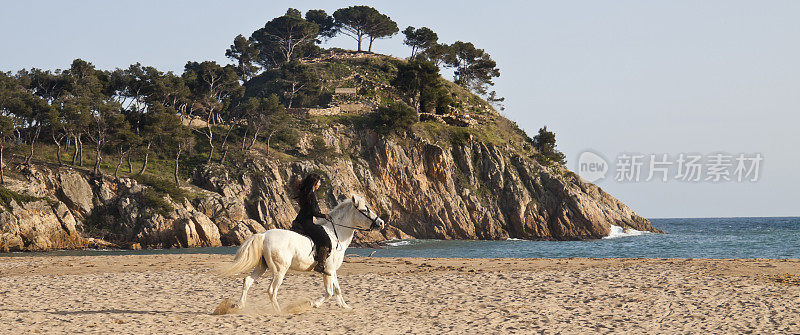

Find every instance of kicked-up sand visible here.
[0,254,798,334]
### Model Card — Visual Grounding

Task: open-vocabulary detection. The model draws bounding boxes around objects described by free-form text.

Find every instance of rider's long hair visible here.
[294,173,321,200]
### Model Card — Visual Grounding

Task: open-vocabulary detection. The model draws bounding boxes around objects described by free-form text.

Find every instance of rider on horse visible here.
[291,173,332,275]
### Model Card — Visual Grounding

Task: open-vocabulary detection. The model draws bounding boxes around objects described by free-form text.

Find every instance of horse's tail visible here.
[220,233,266,276]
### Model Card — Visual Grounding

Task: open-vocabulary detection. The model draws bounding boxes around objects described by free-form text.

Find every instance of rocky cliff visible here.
[0,123,660,252]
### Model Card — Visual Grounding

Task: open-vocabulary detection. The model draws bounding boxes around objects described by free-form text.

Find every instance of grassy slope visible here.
[302,52,541,155]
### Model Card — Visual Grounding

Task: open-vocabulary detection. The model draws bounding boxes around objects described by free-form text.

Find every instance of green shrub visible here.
[450,129,471,147]
[420,81,454,115]
[132,174,188,201]
[308,136,334,160]
[271,128,301,150]
[82,204,122,240]
[140,188,175,217]
[374,101,418,134]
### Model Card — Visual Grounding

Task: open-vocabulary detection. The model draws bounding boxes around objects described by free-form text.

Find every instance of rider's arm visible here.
[310,195,327,219]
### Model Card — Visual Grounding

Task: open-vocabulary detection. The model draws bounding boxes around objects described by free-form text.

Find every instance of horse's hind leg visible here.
[332,274,352,310]
[236,258,267,309]
[312,274,334,308]
[267,269,286,314]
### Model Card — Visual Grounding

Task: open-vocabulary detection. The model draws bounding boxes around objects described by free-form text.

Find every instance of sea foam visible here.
[603,225,648,239]
[384,240,412,247]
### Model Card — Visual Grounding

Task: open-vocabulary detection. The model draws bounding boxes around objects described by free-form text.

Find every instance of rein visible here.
[325,219,374,232]
[324,204,379,250]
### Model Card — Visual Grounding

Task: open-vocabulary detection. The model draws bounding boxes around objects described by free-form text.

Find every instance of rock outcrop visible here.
[0,124,660,252]
[0,200,82,252]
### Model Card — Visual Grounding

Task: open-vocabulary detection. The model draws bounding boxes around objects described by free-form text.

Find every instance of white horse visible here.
[221,194,385,313]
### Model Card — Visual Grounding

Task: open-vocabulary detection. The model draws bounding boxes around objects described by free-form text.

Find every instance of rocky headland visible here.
[0,122,660,252]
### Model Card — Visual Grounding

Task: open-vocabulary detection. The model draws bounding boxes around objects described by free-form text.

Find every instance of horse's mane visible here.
[329,197,354,214]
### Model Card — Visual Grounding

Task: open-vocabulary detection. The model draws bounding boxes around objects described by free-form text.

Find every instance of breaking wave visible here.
[384,239,413,247]
[603,225,649,239]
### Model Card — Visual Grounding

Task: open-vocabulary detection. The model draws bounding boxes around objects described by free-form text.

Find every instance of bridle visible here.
[355,205,383,230]
[324,202,382,250]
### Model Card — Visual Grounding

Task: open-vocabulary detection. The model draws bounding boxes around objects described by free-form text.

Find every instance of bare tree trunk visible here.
[219,122,236,164]
[78,135,84,167]
[93,142,102,175]
[368,37,374,52]
[53,133,64,166]
[414,91,421,112]
[266,129,277,158]
[288,82,296,108]
[174,145,183,185]
[138,141,151,175]
[24,126,41,165]
[114,148,123,179]
[205,113,214,164]
[127,155,133,173]
[241,128,249,151]
[71,135,78,165]
[248,129,261,150]
[0,144,4,185]
[206,134,214,164]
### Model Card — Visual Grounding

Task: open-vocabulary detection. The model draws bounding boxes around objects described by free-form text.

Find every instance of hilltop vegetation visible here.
[0,6,566,187]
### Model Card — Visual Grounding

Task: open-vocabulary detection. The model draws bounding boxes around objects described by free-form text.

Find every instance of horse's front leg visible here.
[312,274,334,308]
[331,273,351,310]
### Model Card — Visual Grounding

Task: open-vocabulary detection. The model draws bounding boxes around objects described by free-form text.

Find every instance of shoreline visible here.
[1,254,798,333]
[1,246,798,260]
[2,254,799,276]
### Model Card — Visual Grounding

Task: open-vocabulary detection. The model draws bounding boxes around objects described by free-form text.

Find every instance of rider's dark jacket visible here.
[295,192,326,223]
[291,192,332,253]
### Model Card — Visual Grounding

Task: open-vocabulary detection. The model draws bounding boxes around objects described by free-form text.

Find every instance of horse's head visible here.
[350,194,384,231]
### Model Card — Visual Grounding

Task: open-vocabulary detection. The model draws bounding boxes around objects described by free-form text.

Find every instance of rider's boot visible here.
[313,246,332,276]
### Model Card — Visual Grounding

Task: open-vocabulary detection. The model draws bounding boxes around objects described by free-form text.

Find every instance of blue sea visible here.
[3,217,798,259]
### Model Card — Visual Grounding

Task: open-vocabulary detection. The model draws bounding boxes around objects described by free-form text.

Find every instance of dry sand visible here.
[0,254,798,334]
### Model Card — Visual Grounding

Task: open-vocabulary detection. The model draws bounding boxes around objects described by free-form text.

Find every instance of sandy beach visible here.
[0,254,798,334]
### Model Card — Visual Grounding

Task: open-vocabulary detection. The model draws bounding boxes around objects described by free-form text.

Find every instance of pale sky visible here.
[1,1,798,218]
